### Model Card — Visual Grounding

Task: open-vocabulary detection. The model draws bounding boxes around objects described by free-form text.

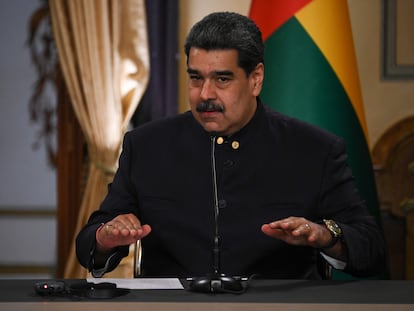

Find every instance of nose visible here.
[200,79,216,101]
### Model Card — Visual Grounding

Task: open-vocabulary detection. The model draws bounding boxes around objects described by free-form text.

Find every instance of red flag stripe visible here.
[249,0,313,41]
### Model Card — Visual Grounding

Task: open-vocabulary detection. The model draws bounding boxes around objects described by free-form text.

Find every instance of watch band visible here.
[321,219,342,249]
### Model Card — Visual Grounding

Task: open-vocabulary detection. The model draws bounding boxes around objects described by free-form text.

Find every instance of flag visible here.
[249,0,386,279]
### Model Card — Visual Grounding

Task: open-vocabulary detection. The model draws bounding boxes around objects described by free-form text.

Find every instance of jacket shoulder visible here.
[263,105,343,146]
[126,111,196,141]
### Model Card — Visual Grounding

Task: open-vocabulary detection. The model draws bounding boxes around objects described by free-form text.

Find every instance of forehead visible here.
[187,48,240,72]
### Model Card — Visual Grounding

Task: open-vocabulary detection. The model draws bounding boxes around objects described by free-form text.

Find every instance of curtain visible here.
[49,0,149,278]
[131,0,178,126]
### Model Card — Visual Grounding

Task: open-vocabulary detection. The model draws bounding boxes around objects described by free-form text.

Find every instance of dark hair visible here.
[184,12,264,76]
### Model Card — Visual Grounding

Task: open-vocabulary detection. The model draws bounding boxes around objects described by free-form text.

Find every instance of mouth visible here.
[199,111,221,119]
[197,111,222,125]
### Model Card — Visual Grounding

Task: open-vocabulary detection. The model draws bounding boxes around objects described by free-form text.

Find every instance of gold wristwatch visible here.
[321,219,342,249]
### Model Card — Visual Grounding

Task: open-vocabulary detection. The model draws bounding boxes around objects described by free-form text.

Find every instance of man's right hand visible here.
[95,213,151,253]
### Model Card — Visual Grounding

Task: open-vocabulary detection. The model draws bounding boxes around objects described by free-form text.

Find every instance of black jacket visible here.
[76,101,386,279]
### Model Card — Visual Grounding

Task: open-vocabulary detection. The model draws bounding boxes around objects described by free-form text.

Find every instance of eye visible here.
[217,76,229,82]
[189,74,201,81]
[189,74,203,87]
[215,76,231,88]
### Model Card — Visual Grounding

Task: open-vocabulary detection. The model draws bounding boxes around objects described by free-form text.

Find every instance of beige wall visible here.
[178,0,414,149]
[349,0,414,147]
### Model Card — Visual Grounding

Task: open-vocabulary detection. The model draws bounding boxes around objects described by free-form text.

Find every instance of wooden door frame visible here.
[55,68,86,278]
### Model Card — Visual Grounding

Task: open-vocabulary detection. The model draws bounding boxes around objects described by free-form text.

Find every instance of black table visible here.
[0,278,413,310]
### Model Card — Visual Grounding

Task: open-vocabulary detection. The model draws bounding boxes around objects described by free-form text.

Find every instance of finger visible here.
[113,224,151,243]
[307,223,327,245]
[262,224,307,246]
[126,223,148,238]
[139,224,152,238]
[261,224,286,238]
[113,217,134,230]
[267,220,289,230]
[106,223,127,240]
[110,214,139,234]
[110,221,151,240]
[125,213,142,227]
[123,214,152,237]
[117,213,139,229]
[267,216,301,230]
[105,223,114,235]
[100,226,138,247]
[292,222,312,237]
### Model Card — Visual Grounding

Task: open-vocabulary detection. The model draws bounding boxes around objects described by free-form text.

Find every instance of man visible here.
[76,12,386,280]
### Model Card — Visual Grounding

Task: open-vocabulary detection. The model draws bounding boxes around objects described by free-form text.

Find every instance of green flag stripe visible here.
[261,17,380,221]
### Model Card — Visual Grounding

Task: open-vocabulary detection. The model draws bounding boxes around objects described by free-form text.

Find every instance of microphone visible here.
[189,134,244,293]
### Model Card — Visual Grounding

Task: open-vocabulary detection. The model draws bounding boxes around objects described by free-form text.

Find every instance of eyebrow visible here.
[187,68,234,77]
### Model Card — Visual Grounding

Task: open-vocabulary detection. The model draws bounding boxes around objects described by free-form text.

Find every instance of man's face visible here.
[187,48,263,136]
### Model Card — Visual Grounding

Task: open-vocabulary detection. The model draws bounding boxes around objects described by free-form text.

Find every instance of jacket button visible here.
[218,199,227,209]
[217,137,224,145]
[231,141,240,150]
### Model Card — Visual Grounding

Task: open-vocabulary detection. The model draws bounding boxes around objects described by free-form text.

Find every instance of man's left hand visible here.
[261,216,332,249]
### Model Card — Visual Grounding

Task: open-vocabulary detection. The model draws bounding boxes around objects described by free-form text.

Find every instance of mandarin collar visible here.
[214,98,265,149]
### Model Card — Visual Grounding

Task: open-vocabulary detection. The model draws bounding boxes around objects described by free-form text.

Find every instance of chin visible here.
[204,125,225,134]
[200,122,220,134]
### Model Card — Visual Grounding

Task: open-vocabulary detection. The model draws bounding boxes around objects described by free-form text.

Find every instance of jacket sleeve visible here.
[75,132,137,275]
[318,137,387,277]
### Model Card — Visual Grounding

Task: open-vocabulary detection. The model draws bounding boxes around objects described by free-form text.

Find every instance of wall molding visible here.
[383,0,414,79]
[0,207,55,218]
[0,264,54,276]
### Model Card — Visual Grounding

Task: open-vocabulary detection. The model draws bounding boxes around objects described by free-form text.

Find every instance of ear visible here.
[250,63,264,97]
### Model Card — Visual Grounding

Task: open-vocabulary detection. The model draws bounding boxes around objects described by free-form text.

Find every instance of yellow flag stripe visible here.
[295,0,369,140]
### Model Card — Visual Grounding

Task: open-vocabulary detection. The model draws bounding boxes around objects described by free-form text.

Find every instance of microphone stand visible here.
[189,135,244,293]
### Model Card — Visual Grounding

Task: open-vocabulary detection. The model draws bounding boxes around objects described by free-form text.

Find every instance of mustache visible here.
[196,101,225,113]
